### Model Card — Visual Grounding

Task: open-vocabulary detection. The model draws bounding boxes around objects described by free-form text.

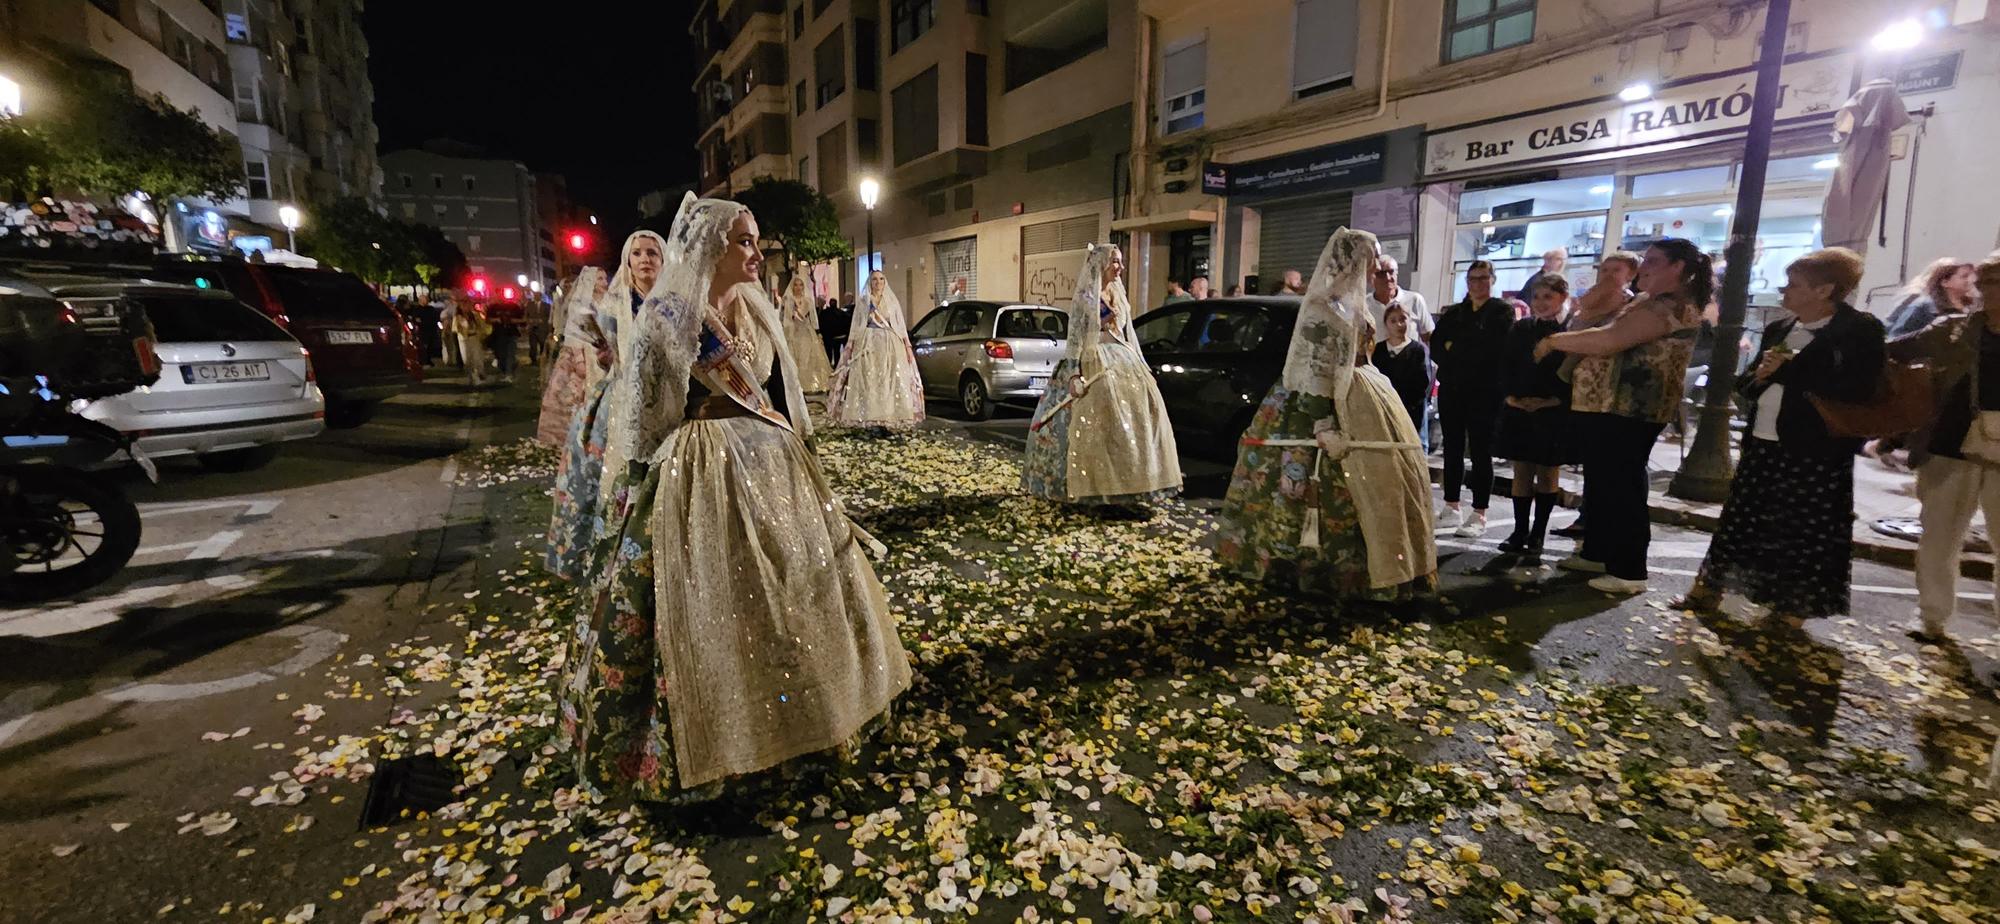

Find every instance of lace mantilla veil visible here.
[783,272,816,328]
[599,231,669,362]
[1067,244,1138,381]
[843,270,910,358]
[604,193,816,477]
[557,266,607,346]
[1280,228,1379,402]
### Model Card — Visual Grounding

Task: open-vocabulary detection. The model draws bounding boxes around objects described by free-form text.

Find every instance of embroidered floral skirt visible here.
[1697,437,1855,618]
[829,330,925,427]
[544,378,611,581]
[1215,386,1434,602]
[556,416,912,803]
[1022,348,1183,505]
[536,343,593,445]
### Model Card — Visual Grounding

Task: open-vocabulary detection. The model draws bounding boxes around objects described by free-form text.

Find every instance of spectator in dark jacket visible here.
[1683,248,1886,625]
[1431,260,1516,538]
[1370,303,1433,452]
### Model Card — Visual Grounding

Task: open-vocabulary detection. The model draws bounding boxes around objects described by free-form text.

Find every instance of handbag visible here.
[1807,359,1933,438]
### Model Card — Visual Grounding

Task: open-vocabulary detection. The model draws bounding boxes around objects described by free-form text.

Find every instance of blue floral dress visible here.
[544,292,638,580]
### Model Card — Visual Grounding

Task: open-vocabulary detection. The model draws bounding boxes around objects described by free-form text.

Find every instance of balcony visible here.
[730,152,793,190]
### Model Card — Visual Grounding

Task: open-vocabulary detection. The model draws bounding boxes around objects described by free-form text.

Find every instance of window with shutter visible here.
[1160,38,1206,135]
[1292,0,1358,99]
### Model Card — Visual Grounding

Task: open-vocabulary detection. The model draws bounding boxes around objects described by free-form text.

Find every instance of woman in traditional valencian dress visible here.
[544,231,665,580]
[535,268,607,445]
[1215,228,1437,600]
[1021,243,1182,514]
[828,271,925,430]
[558,195,911,803]
[781,271,834,393]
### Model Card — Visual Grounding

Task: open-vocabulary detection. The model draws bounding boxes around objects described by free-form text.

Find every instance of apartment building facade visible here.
[695,0,1132,317]
[693,0,795,199]
[0,0,381,255]
[1124,0,2000,315]
[382,145,553,297]
[222,0,382,232]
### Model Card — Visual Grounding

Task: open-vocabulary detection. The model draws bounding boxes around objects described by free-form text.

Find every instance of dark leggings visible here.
[1576,413,1666,580]
[1440,398,1498,510]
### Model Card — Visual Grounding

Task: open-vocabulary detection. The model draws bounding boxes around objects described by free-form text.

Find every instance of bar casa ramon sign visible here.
[1423,51,1853,177]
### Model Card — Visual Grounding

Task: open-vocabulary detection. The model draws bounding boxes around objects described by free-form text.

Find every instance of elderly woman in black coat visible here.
[1682,248,1885,624]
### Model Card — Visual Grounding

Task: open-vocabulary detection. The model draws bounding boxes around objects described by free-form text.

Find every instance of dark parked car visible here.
[147,257,421,426]
[1134,296,1299,458]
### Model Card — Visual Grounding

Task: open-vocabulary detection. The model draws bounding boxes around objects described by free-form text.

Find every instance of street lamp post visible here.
[278,205,301,252]
[1668,0,1792,503]
[858,177,881,284]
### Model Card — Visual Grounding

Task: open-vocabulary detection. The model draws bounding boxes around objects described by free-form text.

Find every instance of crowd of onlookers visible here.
[1155,241,2000,644]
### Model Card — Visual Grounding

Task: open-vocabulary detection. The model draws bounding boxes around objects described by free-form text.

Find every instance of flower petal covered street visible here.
[26,425,1996,924]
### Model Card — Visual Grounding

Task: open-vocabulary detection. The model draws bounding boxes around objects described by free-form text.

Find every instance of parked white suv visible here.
[37,277,325,472]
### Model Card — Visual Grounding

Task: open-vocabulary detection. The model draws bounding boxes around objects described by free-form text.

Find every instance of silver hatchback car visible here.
[40,278,326,472]
[909,300,1068,420]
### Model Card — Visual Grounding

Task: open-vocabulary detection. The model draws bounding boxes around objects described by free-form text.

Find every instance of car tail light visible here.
[983,339,1013,360]
[300,347,316,382]
[135,338,162,377]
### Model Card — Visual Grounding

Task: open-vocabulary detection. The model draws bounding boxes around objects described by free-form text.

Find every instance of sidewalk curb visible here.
[1426,461,1992,581]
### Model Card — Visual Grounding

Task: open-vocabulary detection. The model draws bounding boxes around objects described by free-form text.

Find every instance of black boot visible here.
[1528,492,1558,554]
[1498,494,1533,553]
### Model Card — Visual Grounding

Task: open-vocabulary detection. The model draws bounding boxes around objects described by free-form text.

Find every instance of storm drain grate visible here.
[358,755,461,828]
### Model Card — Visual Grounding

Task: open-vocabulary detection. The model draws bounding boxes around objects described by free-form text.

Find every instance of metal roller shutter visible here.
[933,237,978,302]
[1256,194,1352,293]
[1021,214,1102,307]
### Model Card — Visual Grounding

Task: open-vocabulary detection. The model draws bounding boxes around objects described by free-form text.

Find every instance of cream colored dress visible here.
[1022,249,1182,503]
[781,288,833,393]
[829,284,925,428]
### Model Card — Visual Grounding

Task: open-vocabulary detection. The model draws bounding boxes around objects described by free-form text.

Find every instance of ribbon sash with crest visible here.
[694,312,794,432]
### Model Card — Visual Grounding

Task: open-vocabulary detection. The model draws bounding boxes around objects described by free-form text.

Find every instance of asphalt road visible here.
[0,379,1993,923]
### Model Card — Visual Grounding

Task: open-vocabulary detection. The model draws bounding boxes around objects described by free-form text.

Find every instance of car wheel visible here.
[197,444,282,473]
[958,374,993,421]
[325,399,378,429]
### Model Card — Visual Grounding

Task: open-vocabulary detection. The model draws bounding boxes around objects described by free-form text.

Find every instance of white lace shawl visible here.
[841,272,910,363]
[1066,244,1139,381]
[557,266,607,346]
[600,230,668,366]
[782,276,817,329]
[605,195,815,476]
[1280,228,1380,401]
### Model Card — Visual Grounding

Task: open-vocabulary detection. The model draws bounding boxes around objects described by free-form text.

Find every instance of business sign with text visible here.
[1204,134,1388,199]
[1423,52,1854,177]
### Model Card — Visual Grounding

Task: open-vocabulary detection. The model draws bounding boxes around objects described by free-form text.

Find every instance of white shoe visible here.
[1588,575,1648,594]
[1557,555,1606,574]
[1453,511,1487,538]
[1439,505,1466,530]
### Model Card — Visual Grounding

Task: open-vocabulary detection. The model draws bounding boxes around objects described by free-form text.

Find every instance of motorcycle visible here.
[0,278,160,604]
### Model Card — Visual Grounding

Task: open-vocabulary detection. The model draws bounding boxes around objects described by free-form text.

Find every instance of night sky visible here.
[362,2,701,232]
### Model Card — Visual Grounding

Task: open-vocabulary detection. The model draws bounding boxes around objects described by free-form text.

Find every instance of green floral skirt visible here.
[1215,386,1434,602]
[556,416,911,803]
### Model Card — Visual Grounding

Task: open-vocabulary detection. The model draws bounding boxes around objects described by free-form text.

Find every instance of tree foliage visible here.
[0,69,242,204]
[731,177,853,271]
[297,197,467,289]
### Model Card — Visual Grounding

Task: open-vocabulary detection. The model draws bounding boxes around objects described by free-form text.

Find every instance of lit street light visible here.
[1871,17,1925,52]
[516,273,529,288]
[857,176,881,280]
[1617,82,1653,103]
[278,204,302,252]
[0,74,22,118]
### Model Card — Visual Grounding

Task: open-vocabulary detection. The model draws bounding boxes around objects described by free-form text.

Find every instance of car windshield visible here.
[133,294,294,342]
[998,308,1065,339]
[261,267,399,322]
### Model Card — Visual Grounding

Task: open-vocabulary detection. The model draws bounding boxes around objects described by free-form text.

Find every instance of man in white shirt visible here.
[1365,256,1432,344]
